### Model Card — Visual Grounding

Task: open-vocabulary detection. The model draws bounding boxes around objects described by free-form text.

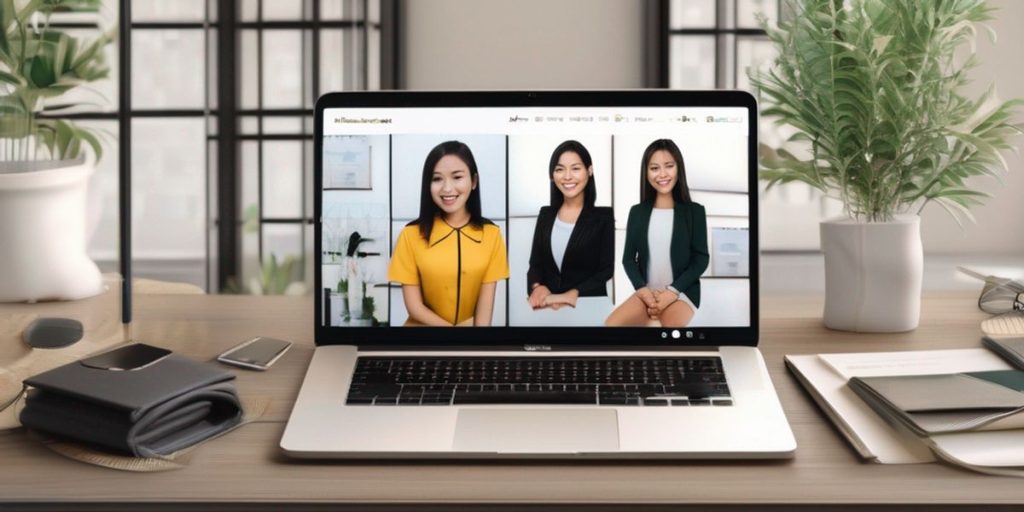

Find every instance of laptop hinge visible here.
[353,344,724,352]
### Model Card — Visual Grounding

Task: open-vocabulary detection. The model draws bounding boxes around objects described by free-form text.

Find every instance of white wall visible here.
[402,0,645,90]
[918,0,1024,256]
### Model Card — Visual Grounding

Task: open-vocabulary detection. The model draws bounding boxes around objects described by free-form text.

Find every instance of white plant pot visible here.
[820,215,923,333]
[0,158,104,302]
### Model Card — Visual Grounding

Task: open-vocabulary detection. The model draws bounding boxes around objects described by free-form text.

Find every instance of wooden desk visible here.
[1,292,1022,511]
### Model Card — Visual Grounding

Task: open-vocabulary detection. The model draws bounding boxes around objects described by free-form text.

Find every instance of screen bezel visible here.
[314,90,759,348]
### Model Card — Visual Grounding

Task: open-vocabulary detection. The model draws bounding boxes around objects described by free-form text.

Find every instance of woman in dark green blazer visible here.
[606,139,708,327]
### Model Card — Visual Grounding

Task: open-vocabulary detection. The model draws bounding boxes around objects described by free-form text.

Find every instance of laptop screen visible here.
[315,92,756,347]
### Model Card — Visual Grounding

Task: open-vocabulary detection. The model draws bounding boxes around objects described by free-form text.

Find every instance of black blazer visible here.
[527,206,614,297]
[622,201,708,307]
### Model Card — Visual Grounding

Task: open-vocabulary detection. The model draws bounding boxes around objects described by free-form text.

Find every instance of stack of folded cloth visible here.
[20,344,242,458]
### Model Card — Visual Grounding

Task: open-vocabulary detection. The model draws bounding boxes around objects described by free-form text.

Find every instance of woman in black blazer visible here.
[606,139,708,327]
[526,140,614,310]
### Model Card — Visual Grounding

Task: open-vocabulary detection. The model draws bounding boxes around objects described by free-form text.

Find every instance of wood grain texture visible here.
[2,291,1022,508]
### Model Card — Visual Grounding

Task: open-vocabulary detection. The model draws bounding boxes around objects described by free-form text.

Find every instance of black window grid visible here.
[660,0,780,90]
[43,0,393,294]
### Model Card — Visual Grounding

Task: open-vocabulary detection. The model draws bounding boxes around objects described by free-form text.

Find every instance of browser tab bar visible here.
[323,107,748,135]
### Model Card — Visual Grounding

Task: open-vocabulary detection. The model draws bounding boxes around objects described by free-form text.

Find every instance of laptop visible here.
[281,90,796,458]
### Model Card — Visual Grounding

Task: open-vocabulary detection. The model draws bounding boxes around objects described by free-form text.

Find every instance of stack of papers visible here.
[786,349,1024,476]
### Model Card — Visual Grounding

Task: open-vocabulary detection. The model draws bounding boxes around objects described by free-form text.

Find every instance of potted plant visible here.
[249,254,305,295]
[754,0,1022,332]
[360,284,375,322]
[336,277,349,321]
[0,0,113,302]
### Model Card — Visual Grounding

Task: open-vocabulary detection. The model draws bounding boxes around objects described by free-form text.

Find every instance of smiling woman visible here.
[526,140,615,311]
[606,139,709,328]
[388,141,510,327]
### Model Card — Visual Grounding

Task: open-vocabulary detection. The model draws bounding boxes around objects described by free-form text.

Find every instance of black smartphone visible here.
[217,337,292,371]
[79,343,172,371]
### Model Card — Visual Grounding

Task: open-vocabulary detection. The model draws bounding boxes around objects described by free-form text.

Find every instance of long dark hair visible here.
[548,140,596,209]
[639,139,691,204]
[409,140,491,242]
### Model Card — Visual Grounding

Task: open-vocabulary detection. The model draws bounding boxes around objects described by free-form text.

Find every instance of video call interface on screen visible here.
[320,107,751,330]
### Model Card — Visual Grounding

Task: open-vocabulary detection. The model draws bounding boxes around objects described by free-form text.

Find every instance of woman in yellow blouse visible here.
[389,140,509,326]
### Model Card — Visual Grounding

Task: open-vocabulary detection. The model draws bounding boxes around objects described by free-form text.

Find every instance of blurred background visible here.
[75,0,1022,296]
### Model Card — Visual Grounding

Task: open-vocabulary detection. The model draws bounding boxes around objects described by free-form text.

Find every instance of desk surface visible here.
[1,291,1022,510]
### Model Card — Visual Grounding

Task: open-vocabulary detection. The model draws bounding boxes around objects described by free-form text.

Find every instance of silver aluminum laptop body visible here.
[281,91,796,458]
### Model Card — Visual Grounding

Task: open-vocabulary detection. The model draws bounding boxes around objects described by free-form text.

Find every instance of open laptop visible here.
[281,90,796,458]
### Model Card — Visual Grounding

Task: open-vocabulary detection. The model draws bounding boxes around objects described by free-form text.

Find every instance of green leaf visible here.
[15,0,44,22]
[75,125,103,162]
[872,35,893,55]
[0,0,14,57]
[930,188,990,199]
[0,0,113,164]
[0,69,23,85]
[260,254,277,294]
[0,116,32,138]
[931,197,976,227]
[751,0,1022,223]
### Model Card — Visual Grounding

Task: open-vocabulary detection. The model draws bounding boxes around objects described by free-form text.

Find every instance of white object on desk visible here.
[789,348,1024,475]
[932,430,1024,475]
[820,216,922,333]
[786,354,934,464]
[982,313,1024,337]
[819,349,1010,380]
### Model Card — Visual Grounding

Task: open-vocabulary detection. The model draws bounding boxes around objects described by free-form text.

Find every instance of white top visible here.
[550,216,575,272]
[646,208,675,290]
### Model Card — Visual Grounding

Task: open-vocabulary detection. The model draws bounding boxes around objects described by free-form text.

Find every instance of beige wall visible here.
[919,0,1024,256]
[401,0,1024,256]
[402,0,645,89]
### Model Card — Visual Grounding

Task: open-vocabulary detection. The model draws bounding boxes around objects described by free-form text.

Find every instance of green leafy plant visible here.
[242,203,260,233]
[256,253,301,295]
[754,0,1022,223]
[359,282,375,321]
[0,0,113,162]
[360,296,375,321]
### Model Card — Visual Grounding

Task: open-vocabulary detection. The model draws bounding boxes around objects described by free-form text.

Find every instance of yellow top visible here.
[388,216,509,325]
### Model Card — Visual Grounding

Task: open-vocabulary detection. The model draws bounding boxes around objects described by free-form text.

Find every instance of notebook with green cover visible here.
[848,370,1024,437]
[983,336,1024,369]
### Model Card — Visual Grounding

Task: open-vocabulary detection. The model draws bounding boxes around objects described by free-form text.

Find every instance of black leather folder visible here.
[20,344,242,457]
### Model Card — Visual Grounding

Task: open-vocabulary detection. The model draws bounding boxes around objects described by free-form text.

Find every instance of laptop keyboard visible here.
[345,357,732,406]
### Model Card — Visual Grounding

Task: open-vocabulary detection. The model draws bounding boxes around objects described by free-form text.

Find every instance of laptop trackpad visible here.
[453,409,619,453]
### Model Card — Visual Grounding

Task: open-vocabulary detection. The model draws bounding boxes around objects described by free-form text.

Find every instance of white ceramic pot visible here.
[0,158,104,302]
[820,215,923,333]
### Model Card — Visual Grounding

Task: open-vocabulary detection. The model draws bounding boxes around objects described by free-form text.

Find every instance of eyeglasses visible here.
[958,267,1024,315]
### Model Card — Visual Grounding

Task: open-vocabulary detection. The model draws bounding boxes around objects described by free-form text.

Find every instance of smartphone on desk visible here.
[80,343,172,371]
[217,337,292,371]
